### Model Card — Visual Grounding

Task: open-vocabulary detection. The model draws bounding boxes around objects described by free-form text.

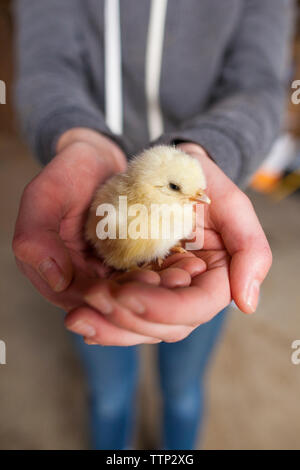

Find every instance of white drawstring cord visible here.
[104,0,123,135]
[145,0,168,141]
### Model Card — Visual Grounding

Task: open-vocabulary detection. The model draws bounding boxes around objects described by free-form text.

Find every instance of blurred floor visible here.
[0,133,300,450]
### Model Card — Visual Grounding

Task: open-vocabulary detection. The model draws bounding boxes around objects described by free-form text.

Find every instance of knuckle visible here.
[12,233,31,261]
[86,329,107,346]
[115,284,131,298]
[164,327,191,343]
[261,243,273,270]
[93,337,107,346]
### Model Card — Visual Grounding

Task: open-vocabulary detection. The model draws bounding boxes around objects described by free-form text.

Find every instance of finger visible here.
[13,181,73,292]
[84,282,193,341]
[230,243,272,314]
[214,192,272,313]
[155,253,206,288]
[108,308,193,342]
[13,230,73,292]
[159,267,191,288]
[162,256,207,278]
[112,269,161,285]
[85,257,231,327]
[65,307,161,346]
[88,257,113,278]
[121,257,230,325]
[159,252,195,268]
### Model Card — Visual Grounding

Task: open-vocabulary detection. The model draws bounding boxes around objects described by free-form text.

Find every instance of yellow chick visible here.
[85,145,210,270]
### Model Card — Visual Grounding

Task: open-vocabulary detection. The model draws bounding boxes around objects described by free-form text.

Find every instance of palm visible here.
[59,151,231,315]
[19,142,198,311]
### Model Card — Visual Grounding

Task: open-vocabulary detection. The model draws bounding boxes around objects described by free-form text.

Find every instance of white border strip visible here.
[145,0,168,141]
[104,0,123,135]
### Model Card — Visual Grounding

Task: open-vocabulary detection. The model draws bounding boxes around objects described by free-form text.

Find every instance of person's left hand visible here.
[65,142,272,345]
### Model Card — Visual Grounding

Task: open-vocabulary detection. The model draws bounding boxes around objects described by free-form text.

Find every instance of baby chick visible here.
[85,145,210,270]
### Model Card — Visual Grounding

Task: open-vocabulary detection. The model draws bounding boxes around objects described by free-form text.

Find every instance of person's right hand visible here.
[13,129,129,311]
[69,143,272,346]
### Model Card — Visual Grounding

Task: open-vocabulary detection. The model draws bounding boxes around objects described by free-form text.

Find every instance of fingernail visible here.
[246,279,260,313]
[118,296,145,314]
[67,320,96,338]
[38,257,66,292]
[84,338,98,345]
[85,293,113,315]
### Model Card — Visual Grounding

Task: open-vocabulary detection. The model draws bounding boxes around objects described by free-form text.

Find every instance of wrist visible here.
[177,142,213,172]
[176,142,209,159]
[57,128,127,173]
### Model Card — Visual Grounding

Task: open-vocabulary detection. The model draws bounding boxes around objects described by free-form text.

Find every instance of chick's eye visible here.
[169,182,181,191]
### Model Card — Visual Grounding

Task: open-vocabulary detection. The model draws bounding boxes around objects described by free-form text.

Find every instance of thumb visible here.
[217,192,272,314]
[13,230,73,292]
[230,243,272,314]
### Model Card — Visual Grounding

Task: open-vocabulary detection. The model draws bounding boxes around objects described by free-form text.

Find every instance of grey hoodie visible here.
[14,0,293,186]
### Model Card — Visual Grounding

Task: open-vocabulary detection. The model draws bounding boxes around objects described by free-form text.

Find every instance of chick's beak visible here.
[190,190,211,204]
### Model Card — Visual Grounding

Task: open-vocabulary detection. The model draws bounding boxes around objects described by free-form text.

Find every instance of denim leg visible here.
[72,334,139,450]
[158,308,228,450]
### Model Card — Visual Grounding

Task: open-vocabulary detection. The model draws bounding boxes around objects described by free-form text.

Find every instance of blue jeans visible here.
[72,308,228,450]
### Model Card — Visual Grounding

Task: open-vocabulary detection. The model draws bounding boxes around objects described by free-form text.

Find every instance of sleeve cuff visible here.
[151,126,243,184]
[35,106,128,165]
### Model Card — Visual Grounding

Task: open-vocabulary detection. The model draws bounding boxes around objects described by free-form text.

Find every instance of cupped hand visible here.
[13,131,124,306]
[13,129,206,345]
[68,142,272,345]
